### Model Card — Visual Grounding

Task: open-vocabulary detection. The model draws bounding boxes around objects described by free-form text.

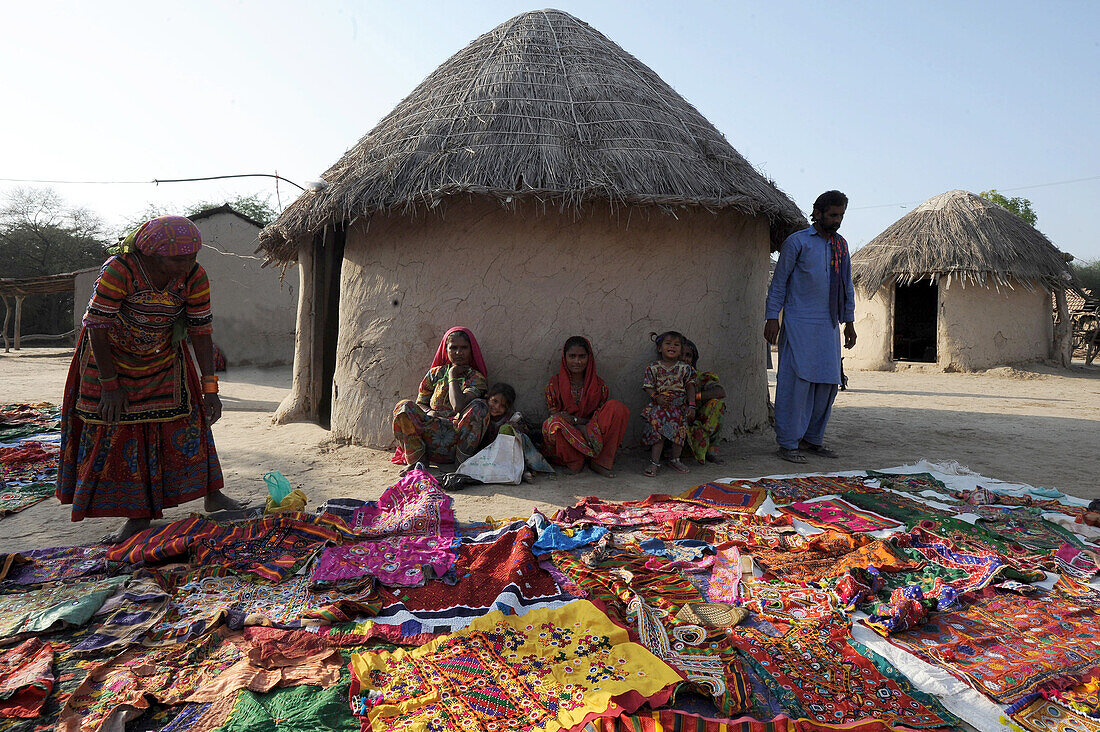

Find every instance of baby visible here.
[486,383,555,483]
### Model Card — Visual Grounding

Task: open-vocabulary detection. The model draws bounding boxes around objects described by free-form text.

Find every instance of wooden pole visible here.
[1053,288,1073,367]
[1,295,10,353]
[13,296,24,351]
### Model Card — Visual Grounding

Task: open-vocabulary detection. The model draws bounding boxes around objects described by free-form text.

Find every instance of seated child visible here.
[486,383,555,482]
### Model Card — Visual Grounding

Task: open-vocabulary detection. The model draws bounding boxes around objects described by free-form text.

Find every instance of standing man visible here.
[764,190,856,463]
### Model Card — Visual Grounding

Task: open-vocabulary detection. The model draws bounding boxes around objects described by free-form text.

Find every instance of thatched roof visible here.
[259,8,804,262]
[851,190,1079,295]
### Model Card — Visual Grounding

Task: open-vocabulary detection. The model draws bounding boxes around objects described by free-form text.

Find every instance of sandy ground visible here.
[1,347,1098,553]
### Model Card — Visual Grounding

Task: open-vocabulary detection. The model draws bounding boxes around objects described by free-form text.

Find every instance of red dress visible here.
[540,341,629,471]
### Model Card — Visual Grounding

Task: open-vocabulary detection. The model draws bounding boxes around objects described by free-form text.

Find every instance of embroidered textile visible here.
[730,622,958,729]
[747,476,877,505]
[880,591,1100,704]
[0,545,111,587]
[840,490,955,526]
[70,575,170,655]
[0,482,54,517]
[866,471,952,500]
[0,639,54,719]
[146,569,379,645]
[554,495,726,529]
[1055,543,1100,581]
[911,516,1048,576]
[1009,696,1100,732]
[705,543,741,604]
[377,524,573,634]
[349,600,682,732]
[0,403,60,442]
[551,551,749,715]
[1051,666,1100,718]
[739,579,837,625]
[312,534,455,589]
[975,507,1086,555]
[780,498,901,533]
[59,628,344,732]
[677,482,767,513]
[349,469,455,539]
[749,535,920,586]
[0,576,126,641]
[891,528,1009,600]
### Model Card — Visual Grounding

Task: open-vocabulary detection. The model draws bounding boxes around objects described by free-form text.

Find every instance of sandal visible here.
[776,447,808,464]
[668,458,690,474]
[644,461,660,477]
[800,442,839,459]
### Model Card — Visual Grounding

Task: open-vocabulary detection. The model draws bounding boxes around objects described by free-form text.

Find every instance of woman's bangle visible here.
[203,375,218,383]
[99,375,120,391]
[202,382,219,394]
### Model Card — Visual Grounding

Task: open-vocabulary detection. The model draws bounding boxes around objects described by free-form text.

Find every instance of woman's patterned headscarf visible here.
[120,215,203,256]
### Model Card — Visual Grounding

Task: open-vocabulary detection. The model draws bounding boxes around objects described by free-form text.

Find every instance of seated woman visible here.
[393,327,490,466]
[681,338,727,464]
[542,336,629,478]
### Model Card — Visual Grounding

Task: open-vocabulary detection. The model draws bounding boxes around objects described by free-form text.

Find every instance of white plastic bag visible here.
[455,433,525,485]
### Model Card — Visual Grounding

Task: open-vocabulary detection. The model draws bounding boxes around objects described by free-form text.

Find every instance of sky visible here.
[2,1,1098,261]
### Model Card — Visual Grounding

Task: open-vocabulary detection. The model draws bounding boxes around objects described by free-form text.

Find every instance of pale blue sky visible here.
[2,1,1097,260]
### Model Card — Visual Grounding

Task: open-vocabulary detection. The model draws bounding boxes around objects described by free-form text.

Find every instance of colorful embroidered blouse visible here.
[642,360,695,399]
[76,254,213,423]
[415,365,487,419]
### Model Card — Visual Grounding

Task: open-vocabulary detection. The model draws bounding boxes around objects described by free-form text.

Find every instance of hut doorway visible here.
[314,227,345,429]
[893,281,937,362]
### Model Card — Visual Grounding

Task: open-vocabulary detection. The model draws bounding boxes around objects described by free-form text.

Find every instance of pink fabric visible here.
[312,535,455,588]
[351,469,455,540]
[428,327,487,376]
[706,543,742,603]
[132,215,203,256]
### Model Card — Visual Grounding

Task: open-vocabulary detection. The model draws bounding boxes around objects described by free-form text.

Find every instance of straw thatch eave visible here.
[259,8,804,263]
[851,190,1080,296]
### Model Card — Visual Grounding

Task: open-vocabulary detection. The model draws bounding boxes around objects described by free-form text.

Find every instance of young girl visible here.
[641,331,696,476]
[484,382,554,482]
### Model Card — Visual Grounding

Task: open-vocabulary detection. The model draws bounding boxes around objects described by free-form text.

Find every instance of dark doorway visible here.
[893,281,937,362]
[314,226,346,429]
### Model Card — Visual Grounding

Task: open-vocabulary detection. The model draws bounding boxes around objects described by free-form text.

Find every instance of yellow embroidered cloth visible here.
[349,599,681,732]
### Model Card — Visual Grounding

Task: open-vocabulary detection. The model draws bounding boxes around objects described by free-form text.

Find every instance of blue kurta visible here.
[765,226,855,384]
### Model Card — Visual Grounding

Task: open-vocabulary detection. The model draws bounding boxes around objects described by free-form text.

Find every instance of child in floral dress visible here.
[641,331,696,476]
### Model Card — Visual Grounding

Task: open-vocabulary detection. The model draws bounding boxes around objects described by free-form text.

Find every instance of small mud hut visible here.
[259,8,804,446]
[849,190,1079,371]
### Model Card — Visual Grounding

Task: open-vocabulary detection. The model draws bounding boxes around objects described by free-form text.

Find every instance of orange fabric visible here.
[544,400,629,471]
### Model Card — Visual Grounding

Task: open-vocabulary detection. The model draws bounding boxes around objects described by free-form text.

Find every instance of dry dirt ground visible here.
[2,347,1098,553]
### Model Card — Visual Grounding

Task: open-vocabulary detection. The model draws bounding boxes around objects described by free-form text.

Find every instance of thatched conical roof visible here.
[259,8,805,262]
[851,189,1078,295]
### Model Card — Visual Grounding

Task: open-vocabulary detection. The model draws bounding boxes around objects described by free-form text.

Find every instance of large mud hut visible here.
[259,8,804,447]
[848,190,1079,372]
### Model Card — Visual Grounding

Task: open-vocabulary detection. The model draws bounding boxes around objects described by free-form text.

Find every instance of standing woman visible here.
[542,336,629,478]
[681,338,726,464]
[392,327,491,467]
[57,216,241,543]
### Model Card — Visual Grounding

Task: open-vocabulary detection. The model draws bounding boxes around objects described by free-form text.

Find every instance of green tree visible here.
[120,192,277,235]
[0,187,111,336]
[1072,259,1100,291]
[979,189,1038,227]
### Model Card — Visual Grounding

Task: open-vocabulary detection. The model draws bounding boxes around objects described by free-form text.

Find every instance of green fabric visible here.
[867,471,955,501]
[0,575,126,640]
[841,490,953,527]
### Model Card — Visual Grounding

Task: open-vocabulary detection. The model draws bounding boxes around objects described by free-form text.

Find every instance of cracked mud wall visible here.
[938,279,1051,371]
[330,199,770,448]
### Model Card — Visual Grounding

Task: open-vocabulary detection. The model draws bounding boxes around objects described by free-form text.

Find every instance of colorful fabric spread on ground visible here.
[0,404,62,518]
[780,498,901,532]
[880,591,1100,704]
[6,456,1100,732]
[349,601,682,732]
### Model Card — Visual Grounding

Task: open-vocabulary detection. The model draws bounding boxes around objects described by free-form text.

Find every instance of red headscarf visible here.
[430,326,487,377]
[555,337,605,418]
